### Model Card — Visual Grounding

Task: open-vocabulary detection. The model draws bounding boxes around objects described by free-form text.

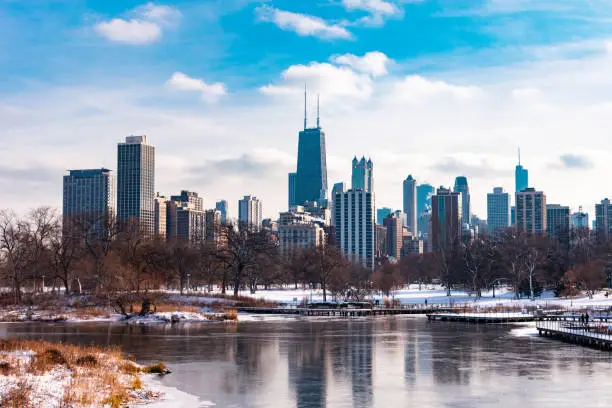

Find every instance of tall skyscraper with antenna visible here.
[294,88,328,206]
[515,148,529,193]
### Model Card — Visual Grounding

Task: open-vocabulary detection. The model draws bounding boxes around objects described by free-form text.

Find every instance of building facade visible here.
[205,209,222,243]
[62,168,116,235]
[403,175,417,236]
[330,182,346,227]
[117,135,155,233]
[515,153,529,193]
[571,208,589,230]
[595,199,612,241]
[154,193,168,238]
[238,195,263,230]
[453,176,471,229]
[377,207,392,225]
[351,157,374,193]
[515,188,546,233]
[166,191,205,242]
[334,189,376,270]
[383,213,402,260]
[487,187,511,234]
[295,115,328,206]
[547,204,570,246]
[430,187,462,252]
[288,172,297,208]
[171,190,203,212]
[215,200,228,224]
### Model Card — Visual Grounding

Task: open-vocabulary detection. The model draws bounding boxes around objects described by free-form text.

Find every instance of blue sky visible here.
[3,0,612,219]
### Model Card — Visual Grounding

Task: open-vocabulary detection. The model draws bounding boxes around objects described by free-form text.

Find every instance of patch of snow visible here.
[141,374,203,408]
[509,323,540,337]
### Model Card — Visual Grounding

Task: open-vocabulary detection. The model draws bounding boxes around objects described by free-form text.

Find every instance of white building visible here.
[403,175,417,236]
[487,187,511,234]
[238,195,263,230]
[333,189,376,270]
[279,223,326,255]
[516,188,546,233]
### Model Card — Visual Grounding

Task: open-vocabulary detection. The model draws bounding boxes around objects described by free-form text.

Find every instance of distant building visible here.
[402,236,423,256]
[516,188,546,233]
[383,213,402,260]
[403,175,417,235]
[511,206,516,226]
[515,150,529,193]
[571,208,589,230]
[288,172,297,208]
[215,200,228,224]
[330,182,346,227]
[487,187,511,234]
[595,198,612,241]
[375,224,387,259]
[547,204,570,246]
[334,189,376,270]
[171,190,203,212]
[416,184,434,217]
[238,195,263,230]
[351,156,374,193]
[154,193,168,238]
[377,207,392,225]
[279,223,325,255]
[62,168,116,236]
[205,209,222,242]
[417,211,431,241]
[453,176,471,229]
[166,191,205,242]
[117,135,155,233]
[431,187,462,252]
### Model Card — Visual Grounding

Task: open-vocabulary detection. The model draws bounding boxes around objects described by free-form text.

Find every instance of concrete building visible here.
[288,172,297,208]
[215,200,228,224]
[205,209,222,243]
[596,199,612,241]
[351,156,373,193]
[117,135,155,233]
[334,189,376,270]
[279,223,325,255]
[171,190,203,212]
[547,204,570,246]
[330,182,346,227]
[154,193,168,238]
[453,176,471,229]
[377,207,392,225]
[431,187,462,252]
[516,188,546,233]
[487,187,511,234]
[375,224,387,259]
[403,175,417,235]
[166,191,205,242]
[383,213,402,260]
[62,168,116,235]
[238,195,263,230]
[402,236,423,256]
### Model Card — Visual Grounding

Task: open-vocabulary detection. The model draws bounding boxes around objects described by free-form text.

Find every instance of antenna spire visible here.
[518,147,521,166]
[316,94,320,128]
[304,84,307,130]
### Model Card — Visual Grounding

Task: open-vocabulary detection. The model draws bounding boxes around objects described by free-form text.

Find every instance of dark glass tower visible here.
[515,148,528,192]
[453,176,470,227]
[295,93,328,206]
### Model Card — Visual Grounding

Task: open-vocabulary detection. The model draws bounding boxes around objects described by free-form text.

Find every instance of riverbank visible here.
[0,339,165,407]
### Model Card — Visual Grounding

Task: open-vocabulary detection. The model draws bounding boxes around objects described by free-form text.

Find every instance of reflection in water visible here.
[3,318,612,408]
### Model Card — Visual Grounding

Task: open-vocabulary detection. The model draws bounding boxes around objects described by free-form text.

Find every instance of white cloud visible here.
[392,75,483,102]
[94,3,181,45]
[340,0,406,26]
[254,5,352,40]
[331,51,391,77]
[166,72,227,102]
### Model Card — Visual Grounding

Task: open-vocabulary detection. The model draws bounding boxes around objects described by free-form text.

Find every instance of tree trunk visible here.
[529,269,534,300]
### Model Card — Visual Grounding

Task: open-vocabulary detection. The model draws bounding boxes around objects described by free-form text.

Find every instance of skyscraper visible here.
[334,189,376,270]
[487,187,511,234]
[515,149,529,193]
[515,188,546,233]
[117,135,155,233]
[215,200,228,224]
[295,92,327,206]
[376,207,392,225]
[383,213,402,260]
[63,168,116,235]
[403,175,417,235]
[154,193,168,238]
[416,184,434,217]
[238,195,263,230]
[288,172,297,208]
[595,199,612,241]
[453,176,471,229]
[166,191,205,242]
[170,190,203,212]
[547,204,570,246]
[205,209,222,243]
[431,187,462,252]
[351,157,374,193]
[571,207,589,230]
[330,182,346,227]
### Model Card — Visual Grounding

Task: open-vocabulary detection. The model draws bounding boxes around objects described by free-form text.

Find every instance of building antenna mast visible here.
[304,84,308,130]
[518,147,521,166]
[316,94,320,129]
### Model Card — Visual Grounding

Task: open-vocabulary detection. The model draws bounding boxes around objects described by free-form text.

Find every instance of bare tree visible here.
[0,211,29,303]
[304,246,345,302]
[24,207,58,292]
[372,262,402,297]
[564,260,606,299]
[463,238,490,298]
[48,220,81,294]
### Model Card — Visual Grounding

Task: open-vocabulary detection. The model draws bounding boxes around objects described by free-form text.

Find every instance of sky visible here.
[3,0,612,221]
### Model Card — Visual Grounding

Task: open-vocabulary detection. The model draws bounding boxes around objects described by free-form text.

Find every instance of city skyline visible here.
[3,1,612,221]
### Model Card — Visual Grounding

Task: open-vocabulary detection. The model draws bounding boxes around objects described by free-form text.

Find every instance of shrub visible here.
[43,348,67,365]
[119,362,139,375]
[75,354,98,367]
[2,381,31,407]
[131,376,143,390]
[223,309,238,321]
[143,362,169,375]
[0,361,11,375]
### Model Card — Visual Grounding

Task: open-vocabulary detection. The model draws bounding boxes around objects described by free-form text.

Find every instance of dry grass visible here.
[72,307,110,320]
[143,362,168,375]
[2,380,31,407]
[223,309,238,321]
[0,339,155,407]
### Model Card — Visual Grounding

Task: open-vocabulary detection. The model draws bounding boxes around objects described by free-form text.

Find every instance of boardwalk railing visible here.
[536,315,612,350]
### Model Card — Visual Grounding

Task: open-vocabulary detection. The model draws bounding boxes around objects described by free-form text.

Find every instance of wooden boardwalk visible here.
[238,306,453,317]
[426,312,535,323]
[537,320,612,350]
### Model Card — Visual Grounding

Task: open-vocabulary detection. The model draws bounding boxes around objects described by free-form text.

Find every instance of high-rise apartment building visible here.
[547,204,570,246]
[154,193,168,238]
[238,195,263,230]
[453,176,471,229]
[351,156,374,193]
[215,200,228,224]
[416,184,434,217]
[333,189,376,270]
[171,190,203,212]
[571,208,589,230]
[403,175,417,235]
[288,172,297,208]
[330,182,346,227]
[383,213,402,260]
[595,199,612,241]
[515,150,528,193]
[62,168,116,235]
[166,191,205,242]
[431,187,462,252]
[377,207,392,225]
[294,94,327,206]
[205,209,222,243]
[487,187,511,234]
[515,188,546,233]
[117,135,155,233]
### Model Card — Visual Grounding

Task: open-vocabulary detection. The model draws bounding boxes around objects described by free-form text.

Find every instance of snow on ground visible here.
[125,312,222,325]
[227,285,612,309]
[141,374,204,408]
[509,322,540,338]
